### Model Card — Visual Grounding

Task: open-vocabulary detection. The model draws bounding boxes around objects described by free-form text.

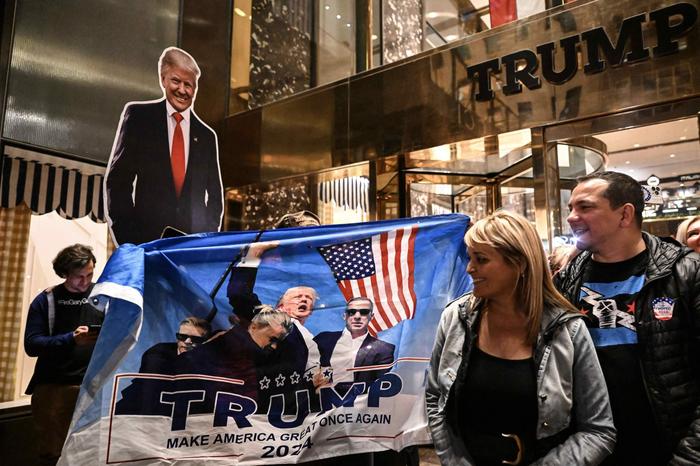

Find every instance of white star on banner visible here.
[259,376,271,390]
[275,374,286,387]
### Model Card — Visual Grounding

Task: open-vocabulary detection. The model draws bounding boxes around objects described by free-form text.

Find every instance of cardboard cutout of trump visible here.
[104,47,223,246]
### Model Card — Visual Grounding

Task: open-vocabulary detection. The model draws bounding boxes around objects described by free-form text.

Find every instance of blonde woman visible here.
[675,215,700,253]
[426,210,615,465]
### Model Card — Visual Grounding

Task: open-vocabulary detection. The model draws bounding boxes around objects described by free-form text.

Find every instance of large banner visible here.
[60,214,470,465]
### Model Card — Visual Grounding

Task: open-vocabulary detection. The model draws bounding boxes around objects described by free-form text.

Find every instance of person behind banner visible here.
[274,210,321,229]
[426,210,615,466]
[104,46,223,245]
[547,244,578,277]
[24,244,103,466]
[314,297,395,395]
[675,215,700,253]
[137,316,211,375]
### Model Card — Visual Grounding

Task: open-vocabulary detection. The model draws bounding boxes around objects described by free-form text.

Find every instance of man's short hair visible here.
[346,296,374,313]
[576,171,644,228]
[52,244,96,278]
[159,47,201,79]
[252,306,293,335]
[179,316,211,338]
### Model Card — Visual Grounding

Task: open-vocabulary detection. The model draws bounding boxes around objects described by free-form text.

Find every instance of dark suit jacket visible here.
[105,99,223,245]
[226,265,319,413]
[138,342,178,375]
[115,326,260,417]
[314,331,395,386]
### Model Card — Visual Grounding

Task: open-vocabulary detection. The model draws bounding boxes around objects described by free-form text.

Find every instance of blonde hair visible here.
[465,210,577,344]
[548,245,577,276]
[675,215,700,245]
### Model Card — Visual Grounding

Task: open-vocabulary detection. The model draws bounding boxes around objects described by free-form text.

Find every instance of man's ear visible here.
[619,203,637,228]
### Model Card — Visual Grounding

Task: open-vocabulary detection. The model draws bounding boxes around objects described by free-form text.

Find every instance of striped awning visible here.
[0,146,106,222]
[318,176,370,213]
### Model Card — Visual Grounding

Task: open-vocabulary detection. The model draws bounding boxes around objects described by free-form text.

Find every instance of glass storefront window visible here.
[552,115,700,243]
[500,184,535,222]
[225,163,371,230]
[229,0,563,114]
[424,0,491,49]
[316,2,356,86]
[598,117,700,238]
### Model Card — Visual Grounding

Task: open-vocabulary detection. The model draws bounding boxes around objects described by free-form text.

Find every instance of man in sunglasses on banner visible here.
[137,316,211,374]
[314,297,395,395]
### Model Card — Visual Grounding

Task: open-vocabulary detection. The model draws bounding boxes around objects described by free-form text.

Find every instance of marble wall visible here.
[383,0,423,64]
[241,179,313,230]
[249,0,313,108]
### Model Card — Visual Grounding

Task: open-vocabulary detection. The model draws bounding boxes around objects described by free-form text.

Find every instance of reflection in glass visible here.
[317,2,356,86]
[424,0,491,50]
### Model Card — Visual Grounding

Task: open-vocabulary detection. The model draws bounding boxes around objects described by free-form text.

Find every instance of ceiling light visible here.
[234,7,246,17]
[325,5,330,10]
[633,143,640,147]
[336,14,341,19]
[444,34,459,41]
[371,34,378,40]
[670,153,676,158]
[680,136,687,140]
[625,160,631,164]
[346,23,351,27]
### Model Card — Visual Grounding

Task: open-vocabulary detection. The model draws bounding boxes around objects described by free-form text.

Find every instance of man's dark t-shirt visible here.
[577,250,664,465]
[26,283,102,393]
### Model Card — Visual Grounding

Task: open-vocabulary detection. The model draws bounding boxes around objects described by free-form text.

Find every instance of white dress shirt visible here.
[330,328,368,384]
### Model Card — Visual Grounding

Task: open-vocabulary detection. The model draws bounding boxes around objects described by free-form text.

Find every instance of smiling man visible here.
[314,297,395,394]
[555,171,700,465]
[105,46,223,245]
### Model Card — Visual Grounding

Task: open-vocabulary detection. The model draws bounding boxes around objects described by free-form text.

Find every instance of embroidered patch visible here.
[651,297,675,321]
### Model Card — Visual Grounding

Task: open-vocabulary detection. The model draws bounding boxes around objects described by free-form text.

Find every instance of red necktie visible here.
[171,112,185,198]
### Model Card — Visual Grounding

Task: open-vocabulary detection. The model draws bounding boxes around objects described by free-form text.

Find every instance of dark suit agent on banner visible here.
[137,316,211,375]
[105,46,223,245]
[314,297,395,395]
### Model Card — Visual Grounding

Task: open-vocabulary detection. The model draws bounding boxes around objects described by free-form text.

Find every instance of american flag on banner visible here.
[318,226,418,336]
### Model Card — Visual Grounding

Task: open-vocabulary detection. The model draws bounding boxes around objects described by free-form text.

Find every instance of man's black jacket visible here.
[555,233,700,465]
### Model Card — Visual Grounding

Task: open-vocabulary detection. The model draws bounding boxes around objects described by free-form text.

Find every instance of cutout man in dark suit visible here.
[105,47,223,245]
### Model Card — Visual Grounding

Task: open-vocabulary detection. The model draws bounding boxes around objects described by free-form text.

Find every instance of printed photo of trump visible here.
[104,47,223,245]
